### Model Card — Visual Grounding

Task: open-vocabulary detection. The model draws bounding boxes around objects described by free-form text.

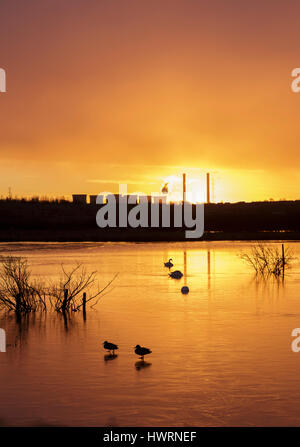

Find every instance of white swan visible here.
[169,270,183,279]
[164,258,173,268]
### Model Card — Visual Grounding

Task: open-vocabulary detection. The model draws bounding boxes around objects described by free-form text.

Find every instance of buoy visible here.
[181,286,189,294]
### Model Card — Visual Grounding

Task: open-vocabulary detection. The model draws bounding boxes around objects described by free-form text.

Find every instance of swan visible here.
[169,270,183,279]
[164,258,173,268]
[134,344,152,360]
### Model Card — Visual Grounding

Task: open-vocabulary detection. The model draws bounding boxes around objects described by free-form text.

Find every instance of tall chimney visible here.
[206,173,210,204]
[183,173,186,203]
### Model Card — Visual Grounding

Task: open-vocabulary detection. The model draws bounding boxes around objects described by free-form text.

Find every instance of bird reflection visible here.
[135,360,152,370]
[104,353,118,362]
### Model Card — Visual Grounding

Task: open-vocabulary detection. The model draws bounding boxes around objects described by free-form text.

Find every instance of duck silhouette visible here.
[169,270,183,279]
[103,341,119,355]
[164,258,173,268]
[134,344,152,361]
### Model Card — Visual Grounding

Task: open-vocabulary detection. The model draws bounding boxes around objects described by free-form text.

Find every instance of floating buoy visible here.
[181,286,189,294]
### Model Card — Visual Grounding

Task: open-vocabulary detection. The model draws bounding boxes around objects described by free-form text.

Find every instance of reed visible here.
[240,243,294,277]
[0,256,117,314]
[48,263,117,313]
[0,256,47,312]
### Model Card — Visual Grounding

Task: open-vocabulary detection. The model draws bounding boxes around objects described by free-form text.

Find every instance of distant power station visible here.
[72,172,212,205]
[182,173,186,202]
[206,173,210,204]
[181,172,211,204]
[72,194,151,205]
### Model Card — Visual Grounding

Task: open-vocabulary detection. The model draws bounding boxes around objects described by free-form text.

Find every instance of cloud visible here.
[0,0,300,199]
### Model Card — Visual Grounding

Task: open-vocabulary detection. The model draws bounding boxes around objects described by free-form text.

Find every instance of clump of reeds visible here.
[240,243,294,277]
[48,263,117,313]
[0,256,47,312]
[0,256,117,314]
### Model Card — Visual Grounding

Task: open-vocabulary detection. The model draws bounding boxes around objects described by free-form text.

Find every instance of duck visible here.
[164,258,173,268]
[169,270,183,279]
[134,344,152,361]
[103,341,119,355]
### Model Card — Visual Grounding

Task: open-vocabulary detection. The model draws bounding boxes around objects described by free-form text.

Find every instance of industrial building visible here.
[72,173,212,206]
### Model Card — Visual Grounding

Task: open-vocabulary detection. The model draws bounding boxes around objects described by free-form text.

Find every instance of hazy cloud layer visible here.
[0,0,299,200]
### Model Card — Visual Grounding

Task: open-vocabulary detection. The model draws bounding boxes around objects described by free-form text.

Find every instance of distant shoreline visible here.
[0,230,299,243]
[0,199,299,242]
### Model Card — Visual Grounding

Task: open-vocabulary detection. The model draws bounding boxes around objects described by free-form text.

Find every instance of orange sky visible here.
[0,0,299,202]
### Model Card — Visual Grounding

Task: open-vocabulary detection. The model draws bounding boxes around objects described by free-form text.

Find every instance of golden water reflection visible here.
[0,241,299,426]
